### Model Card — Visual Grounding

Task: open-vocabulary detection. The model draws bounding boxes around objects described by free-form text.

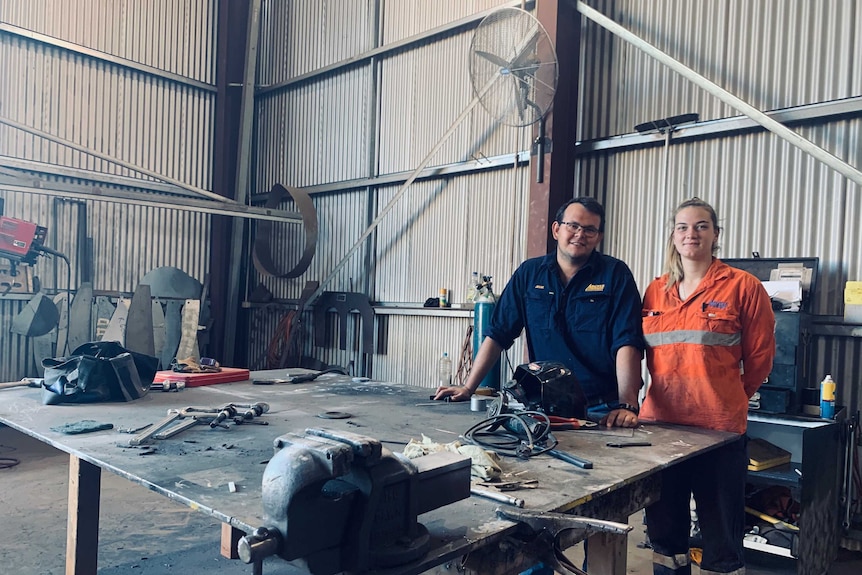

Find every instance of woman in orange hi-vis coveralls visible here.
[640,198,775,575]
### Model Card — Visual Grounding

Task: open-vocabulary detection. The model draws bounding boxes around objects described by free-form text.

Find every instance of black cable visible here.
[462,411,558,458]
[40,247,72,354]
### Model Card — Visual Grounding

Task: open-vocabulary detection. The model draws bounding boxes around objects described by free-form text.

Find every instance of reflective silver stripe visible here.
[700,567,745,575]
[652,551,690,569]
[644,329,741,347]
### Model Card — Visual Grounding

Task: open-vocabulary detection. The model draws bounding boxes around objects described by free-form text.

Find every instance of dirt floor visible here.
[2,423,862,574]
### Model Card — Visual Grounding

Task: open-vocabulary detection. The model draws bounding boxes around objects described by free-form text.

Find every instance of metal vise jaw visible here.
[238,428,471,574]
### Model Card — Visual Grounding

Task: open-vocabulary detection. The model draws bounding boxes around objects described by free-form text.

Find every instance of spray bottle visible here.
[820,374,836,419]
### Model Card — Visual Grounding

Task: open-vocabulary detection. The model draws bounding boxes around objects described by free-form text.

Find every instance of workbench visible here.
[0,371,737,575]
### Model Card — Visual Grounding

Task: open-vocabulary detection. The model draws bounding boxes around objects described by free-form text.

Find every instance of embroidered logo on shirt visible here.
[584,284,605,292]
[705,300,728,309]
[534,285,545,290]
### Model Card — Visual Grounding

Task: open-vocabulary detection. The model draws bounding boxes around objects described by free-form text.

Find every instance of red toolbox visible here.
[152,367,250,387]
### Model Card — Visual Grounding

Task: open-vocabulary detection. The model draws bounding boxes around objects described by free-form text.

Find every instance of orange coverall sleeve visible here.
[740,278,776,398]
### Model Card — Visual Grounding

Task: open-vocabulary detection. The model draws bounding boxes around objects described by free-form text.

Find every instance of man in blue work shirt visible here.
[434,196,644,428]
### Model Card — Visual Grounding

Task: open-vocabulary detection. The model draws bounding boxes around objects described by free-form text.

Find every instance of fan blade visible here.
[511,80,527,122]
[509,58,541,76]
[509,29,540,70]
[474,49,511,70]
[469,7,559,126]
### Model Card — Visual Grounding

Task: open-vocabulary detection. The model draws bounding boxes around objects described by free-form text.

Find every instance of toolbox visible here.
[152,367,250,387]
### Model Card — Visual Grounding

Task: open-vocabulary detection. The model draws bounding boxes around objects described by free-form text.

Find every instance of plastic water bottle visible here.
[437,352,452,387]
[820,374,836,419]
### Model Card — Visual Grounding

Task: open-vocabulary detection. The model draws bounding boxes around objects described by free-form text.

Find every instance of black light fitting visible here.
[634,112,700,134]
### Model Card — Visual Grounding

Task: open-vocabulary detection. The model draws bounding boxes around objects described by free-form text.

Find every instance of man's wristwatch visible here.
[614,402,640,415]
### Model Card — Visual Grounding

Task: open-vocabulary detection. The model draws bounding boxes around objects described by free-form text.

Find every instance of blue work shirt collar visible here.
[540,250,603,288]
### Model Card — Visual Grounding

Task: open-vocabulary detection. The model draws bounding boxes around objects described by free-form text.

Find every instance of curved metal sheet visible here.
[140,267,203,300]
[10,293,59,337]
[252,183,318,278]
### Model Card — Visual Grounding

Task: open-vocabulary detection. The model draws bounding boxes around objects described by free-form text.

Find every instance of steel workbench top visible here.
[0,370,736,574]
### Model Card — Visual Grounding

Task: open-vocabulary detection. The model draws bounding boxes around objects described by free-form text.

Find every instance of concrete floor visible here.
[1,424,861,575]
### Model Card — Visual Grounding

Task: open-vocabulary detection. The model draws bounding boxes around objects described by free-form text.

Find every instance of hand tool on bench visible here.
[129,403,271,445]
[527,413,597,431]
[150,380,186,392]
[129,406,220,444]
[130,410,183,445]
[252,367,348,385]
[154,417,201,440]
[232,402,270,425]
[210,402,269,428]
[547,448,593,469]
[0,378,42,390]
[470,485,525,507]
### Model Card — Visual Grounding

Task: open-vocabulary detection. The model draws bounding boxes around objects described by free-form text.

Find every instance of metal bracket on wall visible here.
[313,291,375,353]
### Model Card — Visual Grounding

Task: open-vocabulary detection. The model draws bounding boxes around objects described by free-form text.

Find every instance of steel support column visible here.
[529,1,581,258]
[211,0,253,363]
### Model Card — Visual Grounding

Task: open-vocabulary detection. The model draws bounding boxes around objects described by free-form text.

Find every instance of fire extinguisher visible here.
[472,275,501,390]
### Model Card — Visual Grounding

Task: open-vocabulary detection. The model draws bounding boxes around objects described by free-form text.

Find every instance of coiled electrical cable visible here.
[462,410,558,458]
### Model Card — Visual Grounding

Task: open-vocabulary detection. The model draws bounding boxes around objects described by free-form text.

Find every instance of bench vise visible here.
[238,428,472,574]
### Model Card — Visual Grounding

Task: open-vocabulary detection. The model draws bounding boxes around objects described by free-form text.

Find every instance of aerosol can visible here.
[472,276,501,390]
[820,374,836,419]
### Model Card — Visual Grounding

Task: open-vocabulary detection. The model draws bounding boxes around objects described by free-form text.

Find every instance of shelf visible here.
[808,315,862,337]
[373,305,473,317]
[241,300,475,318]
[0,293,34,300]
[743,538,795,558]
[745,413,842,574]
[748,411,835,427]
[747,462,802,489]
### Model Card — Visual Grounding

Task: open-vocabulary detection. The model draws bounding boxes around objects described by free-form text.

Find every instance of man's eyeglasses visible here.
[558,221,600,238]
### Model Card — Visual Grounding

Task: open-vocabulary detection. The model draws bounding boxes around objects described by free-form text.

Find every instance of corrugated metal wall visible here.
[249,0,530,382]
[578,0,862,414]
[4,0,859,410]
[0,1,216,380]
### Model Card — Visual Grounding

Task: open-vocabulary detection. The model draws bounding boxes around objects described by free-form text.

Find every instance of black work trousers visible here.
[646,435,747,575]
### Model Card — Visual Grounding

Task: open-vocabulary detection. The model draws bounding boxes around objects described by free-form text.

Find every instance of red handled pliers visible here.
[528,414,596,431]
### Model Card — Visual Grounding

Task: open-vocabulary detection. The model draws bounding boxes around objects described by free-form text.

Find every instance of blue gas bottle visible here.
[472,276,501,390]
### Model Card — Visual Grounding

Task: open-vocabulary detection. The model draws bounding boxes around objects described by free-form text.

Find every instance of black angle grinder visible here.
[486,361,587,420]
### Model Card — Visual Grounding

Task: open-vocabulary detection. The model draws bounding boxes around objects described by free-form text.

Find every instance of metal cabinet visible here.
[757,311,807,414]
[746,412,843,575]
[723,257,820,416]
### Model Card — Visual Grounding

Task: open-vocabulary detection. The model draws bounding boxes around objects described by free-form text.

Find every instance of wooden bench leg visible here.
[66,455,101,575]
[587,530,628,575]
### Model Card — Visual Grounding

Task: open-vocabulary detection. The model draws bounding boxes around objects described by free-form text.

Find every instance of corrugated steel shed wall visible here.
[4,0,856,406]
[579,0,862,413]
[0,1,216,380]
[249,0,530,380]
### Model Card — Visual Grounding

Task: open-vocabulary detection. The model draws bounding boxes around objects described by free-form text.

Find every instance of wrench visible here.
[129,410,181,446]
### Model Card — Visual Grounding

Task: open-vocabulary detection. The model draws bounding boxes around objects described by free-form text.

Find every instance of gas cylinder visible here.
[472,276,501,390]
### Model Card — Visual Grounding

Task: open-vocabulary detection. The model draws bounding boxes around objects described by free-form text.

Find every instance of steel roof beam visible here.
[577,97,862,155]
[0,22,216,93]
[0,174,302,223]
[576,1,862,187]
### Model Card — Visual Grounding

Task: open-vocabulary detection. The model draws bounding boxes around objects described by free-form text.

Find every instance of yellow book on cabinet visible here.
[748,438,791,471]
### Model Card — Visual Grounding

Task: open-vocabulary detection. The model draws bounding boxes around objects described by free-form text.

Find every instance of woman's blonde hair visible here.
[664,197,721,290]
